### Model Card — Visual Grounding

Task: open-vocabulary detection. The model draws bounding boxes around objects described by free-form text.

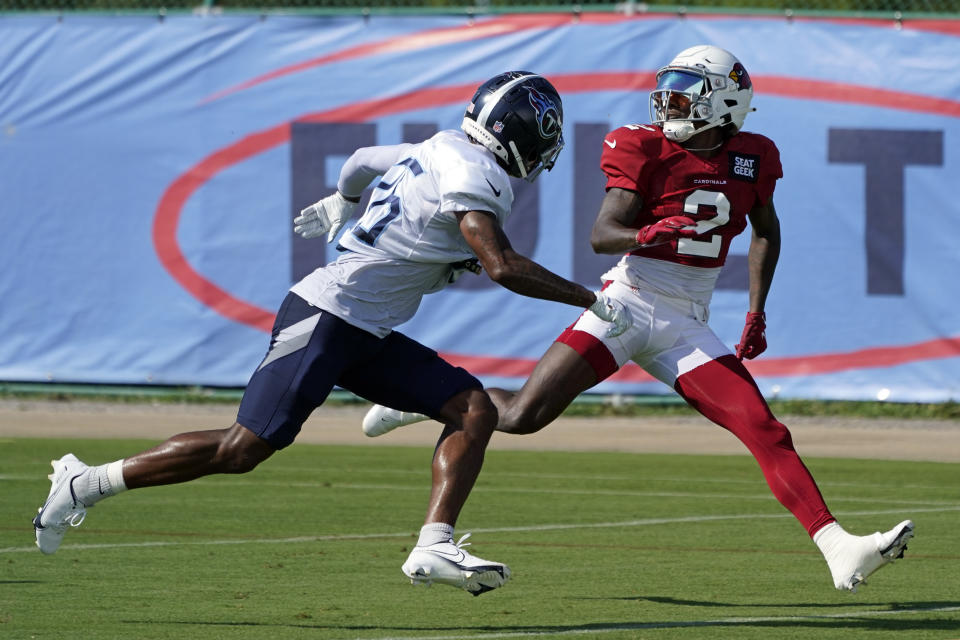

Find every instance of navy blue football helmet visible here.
[461,71,564,182]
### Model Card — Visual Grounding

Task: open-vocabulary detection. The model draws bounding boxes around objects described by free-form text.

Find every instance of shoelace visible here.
[454,533,472,549]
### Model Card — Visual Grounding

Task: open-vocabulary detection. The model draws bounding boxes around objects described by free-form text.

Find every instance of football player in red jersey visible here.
[364,46,915,593]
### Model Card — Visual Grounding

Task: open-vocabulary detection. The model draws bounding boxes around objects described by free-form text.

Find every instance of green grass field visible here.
[2,438,958,639]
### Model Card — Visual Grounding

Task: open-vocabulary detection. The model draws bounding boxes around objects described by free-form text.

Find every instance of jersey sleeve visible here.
[337,143,414,199]
[600,126,651,195]
[436,161,512,223]
[754,135,783,205]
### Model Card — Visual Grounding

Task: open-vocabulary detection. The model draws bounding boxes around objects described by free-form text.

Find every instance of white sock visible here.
[417,522,454,547]
[814,521,879,590]
[77,460,128,506]
[813,521,847,557]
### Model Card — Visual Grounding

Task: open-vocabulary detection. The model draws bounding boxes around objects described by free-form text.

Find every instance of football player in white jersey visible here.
[363,48,915,594]
[31,71,630,597]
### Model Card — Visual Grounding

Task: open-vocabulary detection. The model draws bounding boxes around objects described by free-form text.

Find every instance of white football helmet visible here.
[649,45,755,142]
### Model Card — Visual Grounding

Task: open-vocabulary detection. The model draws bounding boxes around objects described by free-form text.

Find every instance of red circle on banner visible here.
[154,74,960,381]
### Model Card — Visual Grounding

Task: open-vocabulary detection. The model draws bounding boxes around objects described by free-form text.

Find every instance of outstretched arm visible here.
[458,210,596,307]
[457,210,628,336]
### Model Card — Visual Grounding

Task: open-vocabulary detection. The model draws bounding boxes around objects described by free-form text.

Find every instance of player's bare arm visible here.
[589,188,643,254]
[735,198,780,360]
[745,198,781,313]
[457,210,596,308]
[590,187,698,252]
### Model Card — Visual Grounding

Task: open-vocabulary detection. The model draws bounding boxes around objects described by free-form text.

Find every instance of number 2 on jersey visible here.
[352,157,424,245]
[676,189,730,258]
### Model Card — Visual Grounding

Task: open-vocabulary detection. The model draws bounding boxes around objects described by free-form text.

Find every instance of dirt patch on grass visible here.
[1,399,957,462]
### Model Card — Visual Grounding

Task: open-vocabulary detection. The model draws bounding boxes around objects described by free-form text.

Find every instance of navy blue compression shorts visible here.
[237,292,481,449]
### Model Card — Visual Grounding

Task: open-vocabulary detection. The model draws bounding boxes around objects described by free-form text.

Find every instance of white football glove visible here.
[588,291,632,338]
[293,192,358,242]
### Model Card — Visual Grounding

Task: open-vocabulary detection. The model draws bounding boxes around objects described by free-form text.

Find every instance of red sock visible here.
[675,356,835,537]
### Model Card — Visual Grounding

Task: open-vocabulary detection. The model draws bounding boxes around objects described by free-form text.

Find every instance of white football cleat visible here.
[401,533,510,596]
[826,520,914,592]
[33,453,90,554]
[362,405,429,437]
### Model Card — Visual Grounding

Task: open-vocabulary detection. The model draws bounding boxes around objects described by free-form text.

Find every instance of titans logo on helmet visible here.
[728,62,752,90]
[525,86,561,140]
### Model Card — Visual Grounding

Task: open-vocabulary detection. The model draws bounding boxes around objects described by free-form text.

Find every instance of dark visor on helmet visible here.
[656,70,706,95]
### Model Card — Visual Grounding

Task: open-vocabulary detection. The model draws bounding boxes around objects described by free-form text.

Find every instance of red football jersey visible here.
[600,124,782,268]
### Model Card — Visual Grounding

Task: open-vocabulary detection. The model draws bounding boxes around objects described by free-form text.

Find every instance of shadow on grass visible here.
[123,600,960,634]
[571,594,911,609]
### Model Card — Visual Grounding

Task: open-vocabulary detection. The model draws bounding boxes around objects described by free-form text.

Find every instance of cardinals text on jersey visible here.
[601,125,782,269]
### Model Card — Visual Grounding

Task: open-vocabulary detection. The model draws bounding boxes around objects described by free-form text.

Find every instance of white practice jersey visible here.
[291,130,514,337]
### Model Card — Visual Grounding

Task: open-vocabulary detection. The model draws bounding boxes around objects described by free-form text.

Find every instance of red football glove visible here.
[636,216,698,246]
[735,311,767,360]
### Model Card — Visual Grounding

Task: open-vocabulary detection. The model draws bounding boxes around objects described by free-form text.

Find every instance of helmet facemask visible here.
[650,68,712,142]
[508,130,564,182]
